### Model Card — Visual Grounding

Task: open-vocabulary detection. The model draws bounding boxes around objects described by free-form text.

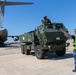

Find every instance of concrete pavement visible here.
[0,40,76,75]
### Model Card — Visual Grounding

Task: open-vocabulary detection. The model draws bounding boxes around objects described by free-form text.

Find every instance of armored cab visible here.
[19,23,69,59]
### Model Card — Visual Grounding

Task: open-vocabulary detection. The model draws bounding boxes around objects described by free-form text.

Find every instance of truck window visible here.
[56,25,63,30]
[47,25,53,29]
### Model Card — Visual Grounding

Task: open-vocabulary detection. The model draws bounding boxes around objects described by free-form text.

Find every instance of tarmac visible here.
[0,39,76,75]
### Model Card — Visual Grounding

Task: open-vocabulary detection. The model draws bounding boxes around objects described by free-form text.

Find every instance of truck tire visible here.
[24,45,30,55]
[35,45,45,59]
[55,48,66,56]
[21,45,25,54]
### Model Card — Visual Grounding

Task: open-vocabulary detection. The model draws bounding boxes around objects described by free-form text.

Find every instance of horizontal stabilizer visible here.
[1,1,33,5]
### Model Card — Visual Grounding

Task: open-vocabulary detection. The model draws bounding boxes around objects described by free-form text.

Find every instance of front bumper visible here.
[43,43,69,51]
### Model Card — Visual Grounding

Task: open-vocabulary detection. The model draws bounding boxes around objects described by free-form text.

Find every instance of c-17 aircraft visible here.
[0,0,33,45]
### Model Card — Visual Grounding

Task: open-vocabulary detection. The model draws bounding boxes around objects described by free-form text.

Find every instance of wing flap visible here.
[3,2,33,5]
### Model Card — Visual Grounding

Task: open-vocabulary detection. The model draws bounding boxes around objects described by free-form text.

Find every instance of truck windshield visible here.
[46,25,63,29]
[56,25,63,30]
[47,25,53,29]
[44,24,63,30]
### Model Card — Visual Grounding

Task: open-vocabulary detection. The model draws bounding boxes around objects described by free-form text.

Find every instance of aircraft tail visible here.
[0,0,33,28]
[0,0,6,27]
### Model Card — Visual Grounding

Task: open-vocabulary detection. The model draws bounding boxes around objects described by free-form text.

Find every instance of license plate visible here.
[56,37,60,40]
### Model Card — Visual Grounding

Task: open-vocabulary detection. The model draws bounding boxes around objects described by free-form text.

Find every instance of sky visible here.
[3,0,76,42]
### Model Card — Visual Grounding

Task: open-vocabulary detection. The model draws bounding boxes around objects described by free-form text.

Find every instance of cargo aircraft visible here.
[0,0,33,45]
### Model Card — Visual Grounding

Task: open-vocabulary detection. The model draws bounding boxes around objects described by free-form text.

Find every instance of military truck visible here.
[19,23,69,59]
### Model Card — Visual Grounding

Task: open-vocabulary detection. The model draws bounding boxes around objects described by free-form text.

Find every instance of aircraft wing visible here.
[8,35,18,37]
[8,36,19,41]
[3,2,34,5]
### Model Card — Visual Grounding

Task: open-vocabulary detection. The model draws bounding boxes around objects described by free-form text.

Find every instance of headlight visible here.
[44,45,51,48]
[48,45,51,48]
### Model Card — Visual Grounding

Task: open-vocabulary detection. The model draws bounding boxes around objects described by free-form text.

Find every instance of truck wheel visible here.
[35,45,45,59]
[21,45,25,54]
[55,48,66,56]
[24,45,30,55]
